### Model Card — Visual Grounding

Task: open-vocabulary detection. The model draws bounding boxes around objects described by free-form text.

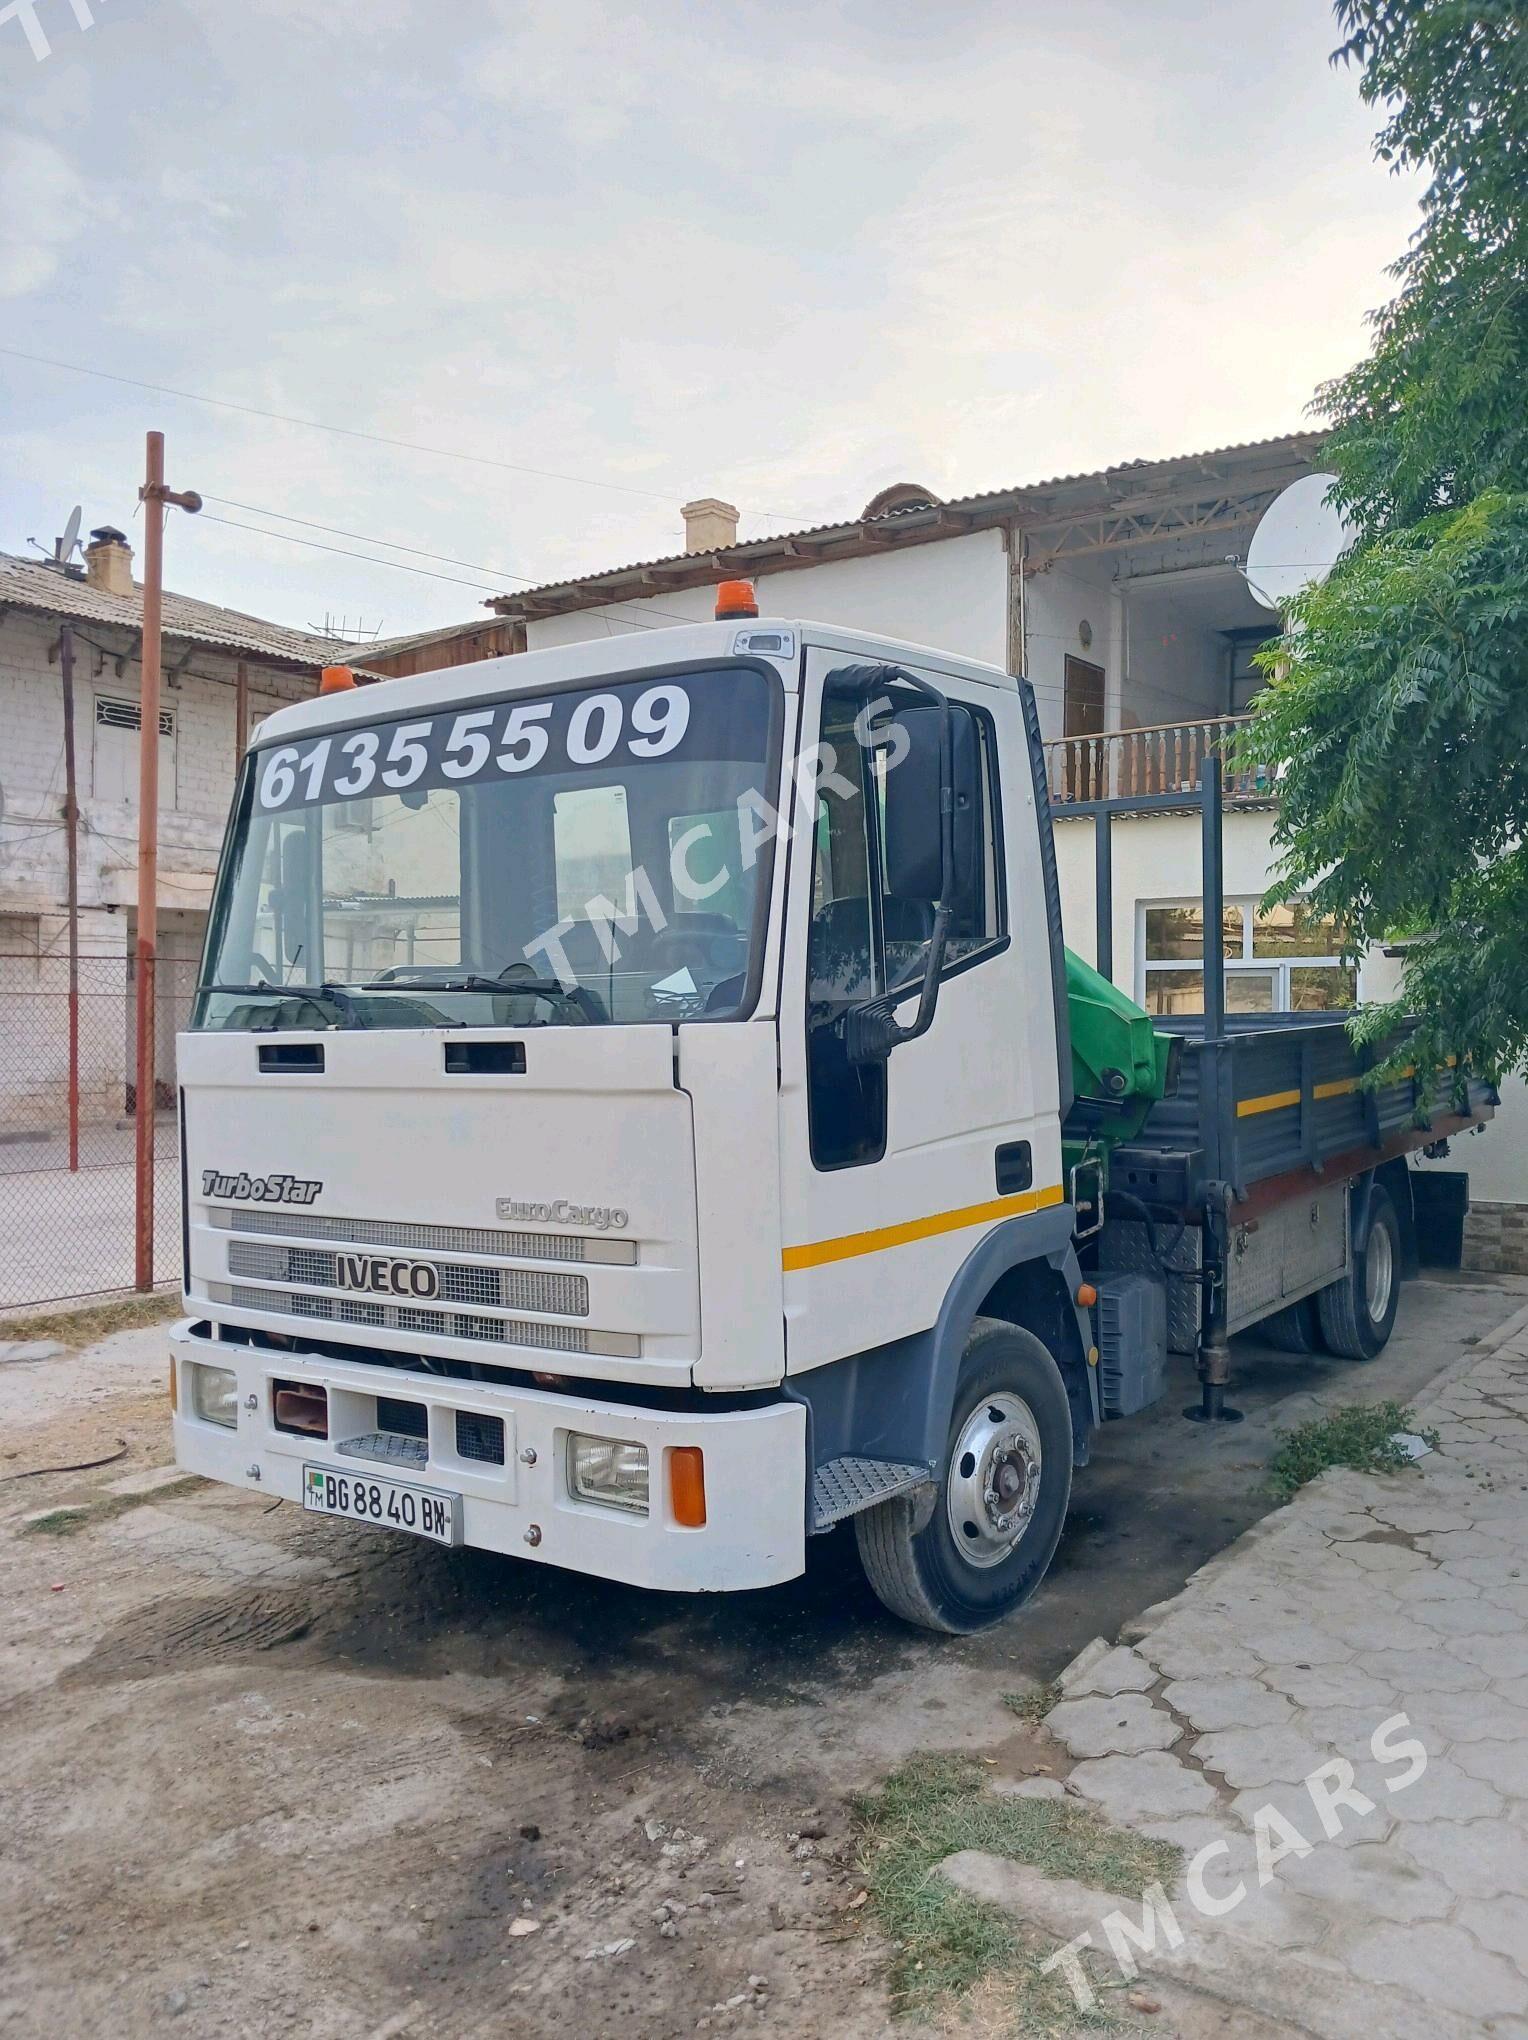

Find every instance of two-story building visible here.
[482,433,1344,1007]
[0,528,355,1140]
[472,433,1518,1267]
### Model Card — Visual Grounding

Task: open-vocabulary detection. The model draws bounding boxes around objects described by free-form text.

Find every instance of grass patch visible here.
[1002,1684,1061,1724]
[22,1476,204,1537]
[854,1752,1179,2029]
[26,1508,94,1537]
[0,1291,179,1351]
[1269,1400,1438,1500]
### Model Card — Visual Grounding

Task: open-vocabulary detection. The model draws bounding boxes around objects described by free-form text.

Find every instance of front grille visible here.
[225,1240,588,1319]
[377,1396,428,1438]
[208,1205,636,1266]
[219,1283,638,1359]
[440,1262,501,1309]
[456,1412,505,1465]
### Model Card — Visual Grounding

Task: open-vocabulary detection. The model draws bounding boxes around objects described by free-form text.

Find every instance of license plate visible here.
[302,1464,461,1546]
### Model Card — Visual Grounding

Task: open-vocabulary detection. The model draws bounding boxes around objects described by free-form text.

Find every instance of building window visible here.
[92,695,177,806]
[0,914,43,989]
[1140,898,1355,1015]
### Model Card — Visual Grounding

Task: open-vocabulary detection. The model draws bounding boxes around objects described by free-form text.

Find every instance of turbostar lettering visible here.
[200,1170,323,1206]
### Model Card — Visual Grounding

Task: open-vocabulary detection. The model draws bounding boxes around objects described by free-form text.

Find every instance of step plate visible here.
[813,1454,931,1531]
[336,1431,430,1471]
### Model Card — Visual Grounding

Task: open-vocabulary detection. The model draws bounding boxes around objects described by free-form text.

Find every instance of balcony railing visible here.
[1043,715,1273,809]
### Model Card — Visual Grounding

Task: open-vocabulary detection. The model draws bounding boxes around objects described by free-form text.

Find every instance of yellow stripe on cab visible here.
[782,1182,1066,1273]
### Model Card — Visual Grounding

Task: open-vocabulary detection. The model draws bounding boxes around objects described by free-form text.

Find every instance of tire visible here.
[854,1316,1073,1635]
[1258,1294,1322,1354]
[1317,1184,1402,1360]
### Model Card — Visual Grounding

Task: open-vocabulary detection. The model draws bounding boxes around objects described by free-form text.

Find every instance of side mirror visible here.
[845,691,979,1065]
[882,704,980,913]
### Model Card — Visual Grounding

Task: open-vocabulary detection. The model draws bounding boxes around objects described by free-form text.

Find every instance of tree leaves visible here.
[1248,3,1528,1084]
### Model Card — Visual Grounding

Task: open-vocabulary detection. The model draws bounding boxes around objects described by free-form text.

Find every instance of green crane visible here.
[1063,947,1179,1178]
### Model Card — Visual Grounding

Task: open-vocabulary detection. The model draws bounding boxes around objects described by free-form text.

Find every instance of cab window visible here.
[806,678,1005,1171]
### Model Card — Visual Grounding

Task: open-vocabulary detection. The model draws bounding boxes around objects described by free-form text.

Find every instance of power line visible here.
[202,495,545,584]
[194,507,707,629]
[197,512,512,595]
[0,343,805,522]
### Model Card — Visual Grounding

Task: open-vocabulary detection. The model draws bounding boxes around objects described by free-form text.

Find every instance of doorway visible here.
[1063,656,1106,801]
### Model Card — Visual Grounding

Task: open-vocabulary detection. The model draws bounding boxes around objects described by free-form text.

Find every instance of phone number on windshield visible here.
[255,683,693,812]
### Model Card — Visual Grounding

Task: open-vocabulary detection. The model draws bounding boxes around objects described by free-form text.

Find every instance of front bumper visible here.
[170,1323,806,1592]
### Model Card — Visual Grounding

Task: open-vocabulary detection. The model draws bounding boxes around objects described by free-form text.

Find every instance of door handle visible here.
[995,1141,1032,1195]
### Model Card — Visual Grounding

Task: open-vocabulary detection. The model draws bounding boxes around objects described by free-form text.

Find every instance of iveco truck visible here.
[171,591,1493,1632]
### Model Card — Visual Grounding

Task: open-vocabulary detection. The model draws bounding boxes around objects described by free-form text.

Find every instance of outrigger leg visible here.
[1184,1193,1242,1423]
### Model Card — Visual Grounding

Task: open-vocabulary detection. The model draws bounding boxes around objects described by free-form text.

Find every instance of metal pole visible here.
[132,437,201,1292]
[1094,808,1113,982]
[234,657,249,762]
[1184,751,1242,1425]
[1200,754,1225,1041]
[135,433,166,1290]
[60,626,80,1174]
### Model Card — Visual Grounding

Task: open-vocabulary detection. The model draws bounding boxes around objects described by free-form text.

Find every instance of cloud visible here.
[0,0,1424,641]
[474,0,658,150]
[0,131,89,296]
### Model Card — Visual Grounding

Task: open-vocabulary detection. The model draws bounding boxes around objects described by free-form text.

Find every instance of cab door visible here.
[777,645,1064,1376]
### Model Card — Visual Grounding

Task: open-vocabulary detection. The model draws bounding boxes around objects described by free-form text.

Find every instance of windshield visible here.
[197,664,782,1031]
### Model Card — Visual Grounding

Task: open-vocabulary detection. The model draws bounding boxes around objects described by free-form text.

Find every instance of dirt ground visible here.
[1,1272,1522,2040]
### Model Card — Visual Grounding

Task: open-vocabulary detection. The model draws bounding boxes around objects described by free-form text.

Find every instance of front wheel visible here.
[855,1317,1073,1634]
[1317,1184,1402,1360]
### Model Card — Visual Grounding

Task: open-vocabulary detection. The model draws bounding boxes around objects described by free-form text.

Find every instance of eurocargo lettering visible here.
[495,1199,630,1231]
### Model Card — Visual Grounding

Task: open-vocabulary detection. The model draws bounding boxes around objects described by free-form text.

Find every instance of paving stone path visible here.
[945,1302,1528,2039]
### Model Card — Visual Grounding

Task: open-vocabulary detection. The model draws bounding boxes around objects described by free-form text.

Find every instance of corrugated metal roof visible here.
[0,551,366,673]
[355,617,511,659]
[490,431,1325,617]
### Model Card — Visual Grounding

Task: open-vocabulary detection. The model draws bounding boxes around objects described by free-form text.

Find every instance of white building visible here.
[0,529,354,1137]
[474,437,1517,1267]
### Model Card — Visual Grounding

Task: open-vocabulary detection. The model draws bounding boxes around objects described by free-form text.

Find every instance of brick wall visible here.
[1463,1203,1528,1278]
[0,610,314,1132]
[0,610,312,917]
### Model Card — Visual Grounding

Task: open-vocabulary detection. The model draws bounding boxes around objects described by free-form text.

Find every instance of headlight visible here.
[568,1433,649,1515]
[189,1363,238,1429]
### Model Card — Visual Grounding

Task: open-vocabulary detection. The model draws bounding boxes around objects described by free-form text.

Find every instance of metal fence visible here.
[0,952,197,1310]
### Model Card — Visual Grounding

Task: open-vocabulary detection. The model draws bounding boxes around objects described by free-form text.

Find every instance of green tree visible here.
[1246,1,1528,1086]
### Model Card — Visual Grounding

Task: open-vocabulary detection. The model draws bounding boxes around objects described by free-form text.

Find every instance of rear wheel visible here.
[1258,1294,1322,1353]
[855,1317,1073,1634]
[1317,1184,1401,1360]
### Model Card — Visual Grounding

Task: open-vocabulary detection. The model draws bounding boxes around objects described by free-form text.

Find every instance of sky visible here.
[0,0,1421,644]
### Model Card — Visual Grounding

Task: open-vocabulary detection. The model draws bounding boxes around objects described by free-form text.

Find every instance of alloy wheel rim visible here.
[946,1391,1044,1569]
[1365,1220,1394,1323]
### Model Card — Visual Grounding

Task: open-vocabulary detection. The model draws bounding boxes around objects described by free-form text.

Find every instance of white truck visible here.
[171,593,1492,1631]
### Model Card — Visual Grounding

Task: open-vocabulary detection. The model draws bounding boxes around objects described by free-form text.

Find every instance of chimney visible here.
[84,526,135,598]
[680,497,739,554]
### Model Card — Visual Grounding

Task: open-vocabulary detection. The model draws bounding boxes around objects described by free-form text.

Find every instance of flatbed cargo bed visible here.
[1112,1011,1495,1214]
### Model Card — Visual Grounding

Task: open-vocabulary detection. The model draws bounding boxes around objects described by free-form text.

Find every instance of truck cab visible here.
[173,612,1092,1631]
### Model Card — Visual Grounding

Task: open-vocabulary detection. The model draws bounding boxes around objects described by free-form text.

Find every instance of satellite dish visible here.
[55,505,82,566]
[1244,474,1354,612]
